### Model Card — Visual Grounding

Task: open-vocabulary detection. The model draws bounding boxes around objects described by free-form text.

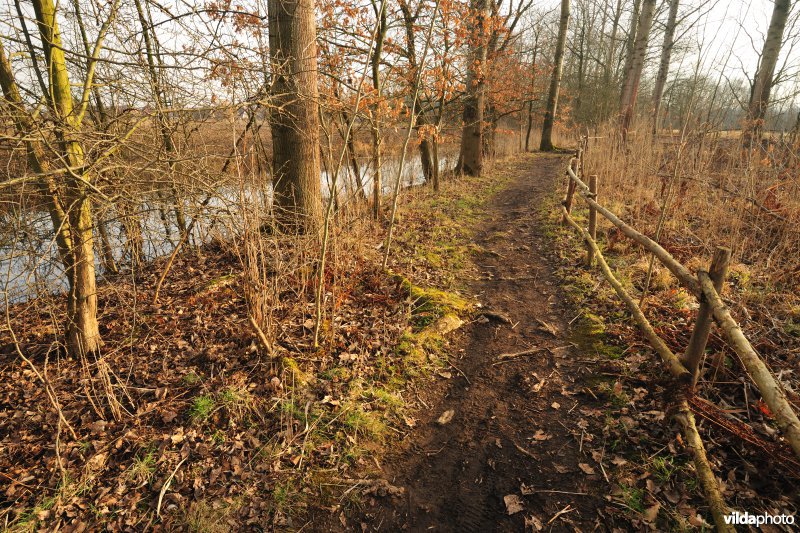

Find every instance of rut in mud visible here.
[326,154,627,531]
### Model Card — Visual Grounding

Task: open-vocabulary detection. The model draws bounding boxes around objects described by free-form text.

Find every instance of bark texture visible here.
[268,0,323,231]
[539,0,570,151]
[745,0,791,144]
[651,0,679,136]
[457,0,490,176]
[31,0,103,355]
[618,0,656,139]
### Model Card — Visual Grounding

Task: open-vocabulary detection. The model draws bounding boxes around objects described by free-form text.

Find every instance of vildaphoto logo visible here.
[724,511,796,527]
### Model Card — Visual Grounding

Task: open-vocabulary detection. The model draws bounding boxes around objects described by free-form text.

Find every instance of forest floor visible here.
[3,152,797,532]
[317,153,624,531]
[312,152,799,532]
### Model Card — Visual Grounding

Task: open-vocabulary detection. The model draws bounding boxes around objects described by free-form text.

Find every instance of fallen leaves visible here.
[504,494,525,515]
[436,409,455,425]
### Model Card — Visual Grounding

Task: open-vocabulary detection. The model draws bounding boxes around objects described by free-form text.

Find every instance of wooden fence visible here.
[559,145,800,532]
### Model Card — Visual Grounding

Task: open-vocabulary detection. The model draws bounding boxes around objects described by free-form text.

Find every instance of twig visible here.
[450,363,471,385]
[547,504,575,525]
[157,457,187,518]
[526,489,590,496]
[249,315,276,357]
[496,347,544,361]
[514,441,537,459]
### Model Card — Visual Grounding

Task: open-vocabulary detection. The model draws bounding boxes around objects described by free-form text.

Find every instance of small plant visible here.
[650,455,676,484]
[271,479,301,515]
[218,385,255,420]
[622,485,645,513]
[211,430,226,446]
[189,395,216,422]
[182,372,202,386]
[127,451,157,485]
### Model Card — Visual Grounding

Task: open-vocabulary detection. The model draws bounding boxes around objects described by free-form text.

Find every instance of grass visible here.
[127,450,157,485]
[189,395,216,422]
[182,499,241,533]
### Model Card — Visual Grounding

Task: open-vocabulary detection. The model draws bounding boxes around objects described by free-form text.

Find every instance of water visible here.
[0,150,457,304]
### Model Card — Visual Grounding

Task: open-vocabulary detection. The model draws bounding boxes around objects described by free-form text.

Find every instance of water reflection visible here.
[0,151,457,304]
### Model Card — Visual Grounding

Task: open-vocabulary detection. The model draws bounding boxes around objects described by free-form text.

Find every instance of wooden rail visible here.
[558,147,800,530]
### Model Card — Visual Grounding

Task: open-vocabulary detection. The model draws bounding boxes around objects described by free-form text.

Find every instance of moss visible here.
[189,395,215,422]
[281,356,311,386]
[728,263,752,290]
[342,404,388,440]
[182,499,242,533]
[197,273,237,293]
[581,312,606,336]
[784,319,800,338]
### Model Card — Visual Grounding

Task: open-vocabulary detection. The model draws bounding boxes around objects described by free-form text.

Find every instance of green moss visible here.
[281,356,310,386]
[189,395,215,422]
[197,273,237,293]
[344,408,387,439]
[622,485,645,513]
[182,371,202,386]
[581,312,606,336]
[783,319,800,338]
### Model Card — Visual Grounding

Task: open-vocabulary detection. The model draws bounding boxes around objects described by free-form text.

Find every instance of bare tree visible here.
[457,0,491,176]
[745,0,792,144]
[618,0,656,139]
[651,0,680,136]
[540,0,571,151]
[369,0,389,219]
[0,0,122,355]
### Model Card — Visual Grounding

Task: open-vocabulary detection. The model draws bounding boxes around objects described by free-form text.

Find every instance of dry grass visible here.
[584,119,799,294]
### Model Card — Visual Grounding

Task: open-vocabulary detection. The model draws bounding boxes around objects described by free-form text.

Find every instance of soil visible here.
[316,154,628,531]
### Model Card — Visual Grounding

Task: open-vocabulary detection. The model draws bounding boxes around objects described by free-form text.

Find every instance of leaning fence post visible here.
[682,246,731,387]
[586,175,598,266]
[562,158,578,225]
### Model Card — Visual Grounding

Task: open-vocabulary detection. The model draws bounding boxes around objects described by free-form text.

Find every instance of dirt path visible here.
[324,154,624,531]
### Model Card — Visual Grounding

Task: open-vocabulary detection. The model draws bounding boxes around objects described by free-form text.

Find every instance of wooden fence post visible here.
[586,175,598,266]
[682,246,731,387]
[561,158,578,225]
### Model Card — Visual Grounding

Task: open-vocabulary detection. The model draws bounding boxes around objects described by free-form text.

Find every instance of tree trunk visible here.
[398,1,435,184]
[32,0,102,355]
[744,0,791,146]
[457,0,490,175]
[540,0,570,151]
[602,0,623,121]
[651,0,680,136]
[268,0,323,231]
[620,0,642,89]
[618,0,656,140]
[525,100,534,151]
[369,0,388,219]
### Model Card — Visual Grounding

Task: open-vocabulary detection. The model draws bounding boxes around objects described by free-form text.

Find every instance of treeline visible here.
[1,0,798,357]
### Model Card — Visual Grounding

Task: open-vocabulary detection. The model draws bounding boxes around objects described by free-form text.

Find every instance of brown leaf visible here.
[532,429,551,441]
[436,410,455,425]
[578,463,595,475]
[504,494,525,515]
[643,502,661,523]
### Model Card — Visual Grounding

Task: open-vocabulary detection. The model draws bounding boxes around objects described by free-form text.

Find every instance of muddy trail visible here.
[320,154,628,531]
